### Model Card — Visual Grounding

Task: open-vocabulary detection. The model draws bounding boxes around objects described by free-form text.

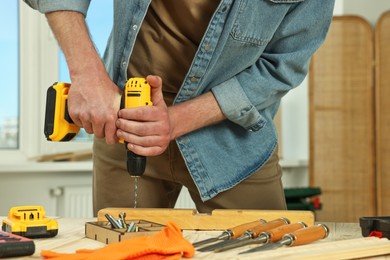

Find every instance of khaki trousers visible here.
[93,138,286,216]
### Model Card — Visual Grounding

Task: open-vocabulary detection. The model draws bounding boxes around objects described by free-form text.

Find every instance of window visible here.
[0,1,19,149]
[0,1,113,163]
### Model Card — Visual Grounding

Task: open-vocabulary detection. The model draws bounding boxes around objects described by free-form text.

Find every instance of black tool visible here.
[360,216,390,238]
[0,230,35,258]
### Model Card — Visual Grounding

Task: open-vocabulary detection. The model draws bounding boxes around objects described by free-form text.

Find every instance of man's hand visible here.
[68,75,122,144]
[46,11,121,144]
[116,74,226,156]
[116,75,172,156]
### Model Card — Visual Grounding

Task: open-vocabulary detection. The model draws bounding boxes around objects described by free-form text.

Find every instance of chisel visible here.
[192,219,267,248]
[197,217,290,252]
[239,223,329,254]
[214,222,306,252]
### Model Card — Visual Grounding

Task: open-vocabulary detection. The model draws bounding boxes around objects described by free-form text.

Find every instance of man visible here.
[24,0,335,216]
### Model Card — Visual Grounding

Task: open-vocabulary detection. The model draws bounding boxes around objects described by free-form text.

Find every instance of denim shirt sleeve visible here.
[211,0,334,131]
[23,0,91,16]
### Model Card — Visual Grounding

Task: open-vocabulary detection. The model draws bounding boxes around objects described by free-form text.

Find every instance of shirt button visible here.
[132,24,138,30]
[191,77,198,83]
[204,44,210,51]
[122,61,127,68]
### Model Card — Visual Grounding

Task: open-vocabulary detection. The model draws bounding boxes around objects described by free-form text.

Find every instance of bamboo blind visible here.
[309,16,376,222]
[376,11,390,215]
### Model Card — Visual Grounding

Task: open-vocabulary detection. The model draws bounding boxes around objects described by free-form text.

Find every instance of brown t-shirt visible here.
[127,0,220,105]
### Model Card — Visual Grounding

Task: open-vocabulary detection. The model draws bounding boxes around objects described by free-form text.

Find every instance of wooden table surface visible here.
[2,217,390,259]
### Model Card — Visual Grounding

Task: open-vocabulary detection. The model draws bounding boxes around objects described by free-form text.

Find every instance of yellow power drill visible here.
[44,78,152,207]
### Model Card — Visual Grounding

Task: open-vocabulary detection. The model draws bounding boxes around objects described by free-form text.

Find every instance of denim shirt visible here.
[24,0,335,201]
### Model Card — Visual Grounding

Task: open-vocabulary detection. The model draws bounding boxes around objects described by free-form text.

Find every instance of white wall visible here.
[343,0,390,25]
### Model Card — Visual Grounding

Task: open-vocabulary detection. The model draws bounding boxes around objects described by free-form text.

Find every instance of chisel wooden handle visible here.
[248,218,290,237]
[229,219,267,238]
[284,224,329,246]
[265,222,307,242]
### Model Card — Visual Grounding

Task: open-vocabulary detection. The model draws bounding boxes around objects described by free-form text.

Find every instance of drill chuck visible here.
[126,150,146,176]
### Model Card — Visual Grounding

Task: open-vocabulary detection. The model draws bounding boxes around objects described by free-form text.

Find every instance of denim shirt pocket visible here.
[230,0,303,46]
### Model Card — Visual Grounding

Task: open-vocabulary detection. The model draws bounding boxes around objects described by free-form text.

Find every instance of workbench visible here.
[2,216,390,259]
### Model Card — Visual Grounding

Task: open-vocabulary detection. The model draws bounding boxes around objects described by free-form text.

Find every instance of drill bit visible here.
[133,176,138,208]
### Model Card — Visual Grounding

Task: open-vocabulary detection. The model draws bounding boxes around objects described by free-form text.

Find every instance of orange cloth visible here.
[41,222,194,260]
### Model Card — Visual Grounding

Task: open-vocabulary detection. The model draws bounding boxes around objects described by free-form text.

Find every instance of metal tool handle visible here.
[229,219,267,239]
[264,222,307,243]
[284,223,329,246]
[248,218,290,238]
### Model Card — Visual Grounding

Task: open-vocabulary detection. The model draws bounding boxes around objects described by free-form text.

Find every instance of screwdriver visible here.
[239,223,329,254]
[198,217,290,252]
[214,222,306,252]
[192,219,267,248]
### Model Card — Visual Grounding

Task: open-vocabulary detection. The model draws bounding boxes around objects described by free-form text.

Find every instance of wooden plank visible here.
[375,11,390,216]
[97,208,315,230]
[209,237,390,260]
[309,16,376,222]
[33,149,92,162]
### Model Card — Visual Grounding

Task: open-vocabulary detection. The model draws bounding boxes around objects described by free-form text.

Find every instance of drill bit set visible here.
[104,213,140,232]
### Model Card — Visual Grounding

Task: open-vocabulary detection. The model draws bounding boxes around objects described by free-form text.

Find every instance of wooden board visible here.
[214,237,390,260]
[97,208,315,230]
[375,11,390,216]
[33,149,92,162]
[309,16,376,222]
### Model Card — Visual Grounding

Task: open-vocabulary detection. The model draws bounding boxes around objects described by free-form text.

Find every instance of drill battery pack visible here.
[44,82,80,141]
[1,206,58,239]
